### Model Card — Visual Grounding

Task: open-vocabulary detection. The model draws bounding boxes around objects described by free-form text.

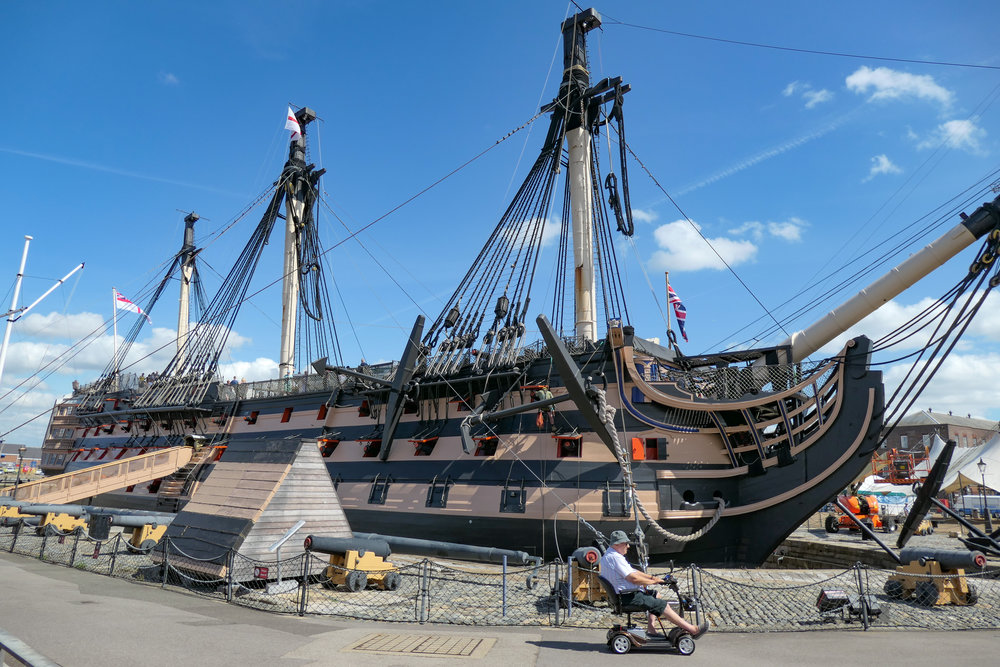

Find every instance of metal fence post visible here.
[298,553,309,616]
[69,529,80,567]
[39,529,48,560]
[566,557,573,618]
[226,549,235,603]
[854,562,870,630]
[109,534,119,576]
[419,559,430,624]
[8,522,17,552]
[553,561,561,627]
[502,555,507,619]
[162,537,170,589]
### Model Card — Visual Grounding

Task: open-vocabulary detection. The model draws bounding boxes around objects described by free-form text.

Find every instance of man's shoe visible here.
[691,620,709,638]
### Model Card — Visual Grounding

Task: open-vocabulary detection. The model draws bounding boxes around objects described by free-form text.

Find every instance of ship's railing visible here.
[637,357,835,401]
[216,372,343,401]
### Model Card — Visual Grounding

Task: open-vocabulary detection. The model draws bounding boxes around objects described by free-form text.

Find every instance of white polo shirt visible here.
[599,547,640,593]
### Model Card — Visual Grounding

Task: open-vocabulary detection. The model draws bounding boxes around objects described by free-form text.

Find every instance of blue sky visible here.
[2,1,1000,446]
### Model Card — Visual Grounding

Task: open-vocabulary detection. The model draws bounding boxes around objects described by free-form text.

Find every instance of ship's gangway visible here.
[0,447,192,505]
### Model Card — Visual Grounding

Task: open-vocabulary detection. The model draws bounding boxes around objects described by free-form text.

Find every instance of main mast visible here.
[279,107,317,378]
[561,9,602,342]
[176,212,198,364]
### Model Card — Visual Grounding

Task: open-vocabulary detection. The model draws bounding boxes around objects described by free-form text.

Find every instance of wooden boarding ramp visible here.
[0,447,193,505]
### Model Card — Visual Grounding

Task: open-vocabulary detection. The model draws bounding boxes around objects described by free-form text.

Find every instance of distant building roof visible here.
[0,444,42,459]
[896,410,999,431]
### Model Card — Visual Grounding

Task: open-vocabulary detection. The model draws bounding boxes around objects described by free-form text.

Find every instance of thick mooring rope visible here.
[593,388,725,543]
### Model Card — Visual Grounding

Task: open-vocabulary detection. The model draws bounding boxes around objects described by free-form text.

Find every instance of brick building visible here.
[882,409,999,453]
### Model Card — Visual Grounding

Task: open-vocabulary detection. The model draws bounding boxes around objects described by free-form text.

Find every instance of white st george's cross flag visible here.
[285,106,301,140]
[114,289,151,323]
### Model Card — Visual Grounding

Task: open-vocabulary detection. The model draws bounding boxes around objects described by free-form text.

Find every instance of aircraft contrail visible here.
[0,146,241,196]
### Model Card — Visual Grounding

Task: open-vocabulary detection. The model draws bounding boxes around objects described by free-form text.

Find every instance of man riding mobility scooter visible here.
[598,531,708,655]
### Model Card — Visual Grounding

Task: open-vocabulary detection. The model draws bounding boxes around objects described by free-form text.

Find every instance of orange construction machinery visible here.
[826,495,896,534]
[871,448,929,485]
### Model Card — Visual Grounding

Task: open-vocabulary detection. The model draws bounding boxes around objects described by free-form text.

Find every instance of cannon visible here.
[86,512,173,550]
[556,546,607,605]
[351,531,542,566]
[303,535,400,592]
[884,547,986,606]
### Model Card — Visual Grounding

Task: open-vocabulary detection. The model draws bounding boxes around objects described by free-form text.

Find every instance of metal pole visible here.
[112,287,118,390]
[0,236,31,392]
[109,533,119,576]
[981,464,994,534]
[854,562,870,630]
[553,561,561,626]
[502,555,507,618]
[14,447,25,495]
[566,557,573,618]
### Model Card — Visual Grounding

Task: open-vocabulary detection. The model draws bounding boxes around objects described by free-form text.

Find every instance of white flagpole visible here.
[665,271,672,339]
[112,287,119,385]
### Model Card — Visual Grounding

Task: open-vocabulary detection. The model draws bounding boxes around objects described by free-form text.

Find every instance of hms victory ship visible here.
[23,7,1000,566]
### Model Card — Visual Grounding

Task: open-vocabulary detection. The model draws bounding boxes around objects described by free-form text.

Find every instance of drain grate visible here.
[346,633,496,658]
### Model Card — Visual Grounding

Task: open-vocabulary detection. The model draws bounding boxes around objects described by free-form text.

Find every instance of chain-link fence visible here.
[2,522,1000,631]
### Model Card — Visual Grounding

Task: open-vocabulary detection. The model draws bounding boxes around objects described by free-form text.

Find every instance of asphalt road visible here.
[1,551,997,667]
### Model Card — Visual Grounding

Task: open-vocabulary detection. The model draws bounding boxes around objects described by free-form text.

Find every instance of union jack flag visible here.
[667,285,688,342]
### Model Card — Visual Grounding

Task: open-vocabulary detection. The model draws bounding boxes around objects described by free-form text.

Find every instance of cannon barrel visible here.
[14,504,174,519]
[571,546,601,564]
[781,195,1000,363]
[352,532,542,566]
[87,512,174,529]
[303,535,392,559]
[899,547,987,570]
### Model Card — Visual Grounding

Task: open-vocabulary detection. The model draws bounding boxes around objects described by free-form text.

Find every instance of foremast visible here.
[561,9,602,342]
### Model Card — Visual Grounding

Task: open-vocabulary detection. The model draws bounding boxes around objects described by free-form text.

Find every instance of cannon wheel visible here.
[914,580,939,607]
[825,516,839,533]
[609,633,632,655]
[883,579,905,599]
[965,583,979,606]
[382,571,402,591]
[346,571,368,592]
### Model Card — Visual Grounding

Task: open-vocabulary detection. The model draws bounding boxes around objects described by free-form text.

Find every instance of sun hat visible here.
[609,530,630,545]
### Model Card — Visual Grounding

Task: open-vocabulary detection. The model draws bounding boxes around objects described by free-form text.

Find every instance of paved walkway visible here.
[1,551,997,666]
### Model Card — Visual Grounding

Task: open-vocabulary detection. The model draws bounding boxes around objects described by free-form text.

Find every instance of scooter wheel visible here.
[675,633,696,656]
[609,633,632,655]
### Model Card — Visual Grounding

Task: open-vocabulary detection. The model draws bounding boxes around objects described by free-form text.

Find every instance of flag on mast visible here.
[114,289,151,323]
[285,106,301,140]
[667,285,688,342]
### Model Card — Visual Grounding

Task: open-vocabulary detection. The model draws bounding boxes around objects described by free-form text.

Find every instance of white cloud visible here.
[884,352,1000,419]
[803,89,833,109]
[729,221,764,241]
[17,311,105,339]
[845,66,953,107]
[159,71,180,86]
[916,119,986,154]
[218,357,279,382]
[782,81,832,108]
[631,208,658,224]
[649,220,757,272]
[729,218,805,242]
[768,218,805,242]
[863,154,902,182]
